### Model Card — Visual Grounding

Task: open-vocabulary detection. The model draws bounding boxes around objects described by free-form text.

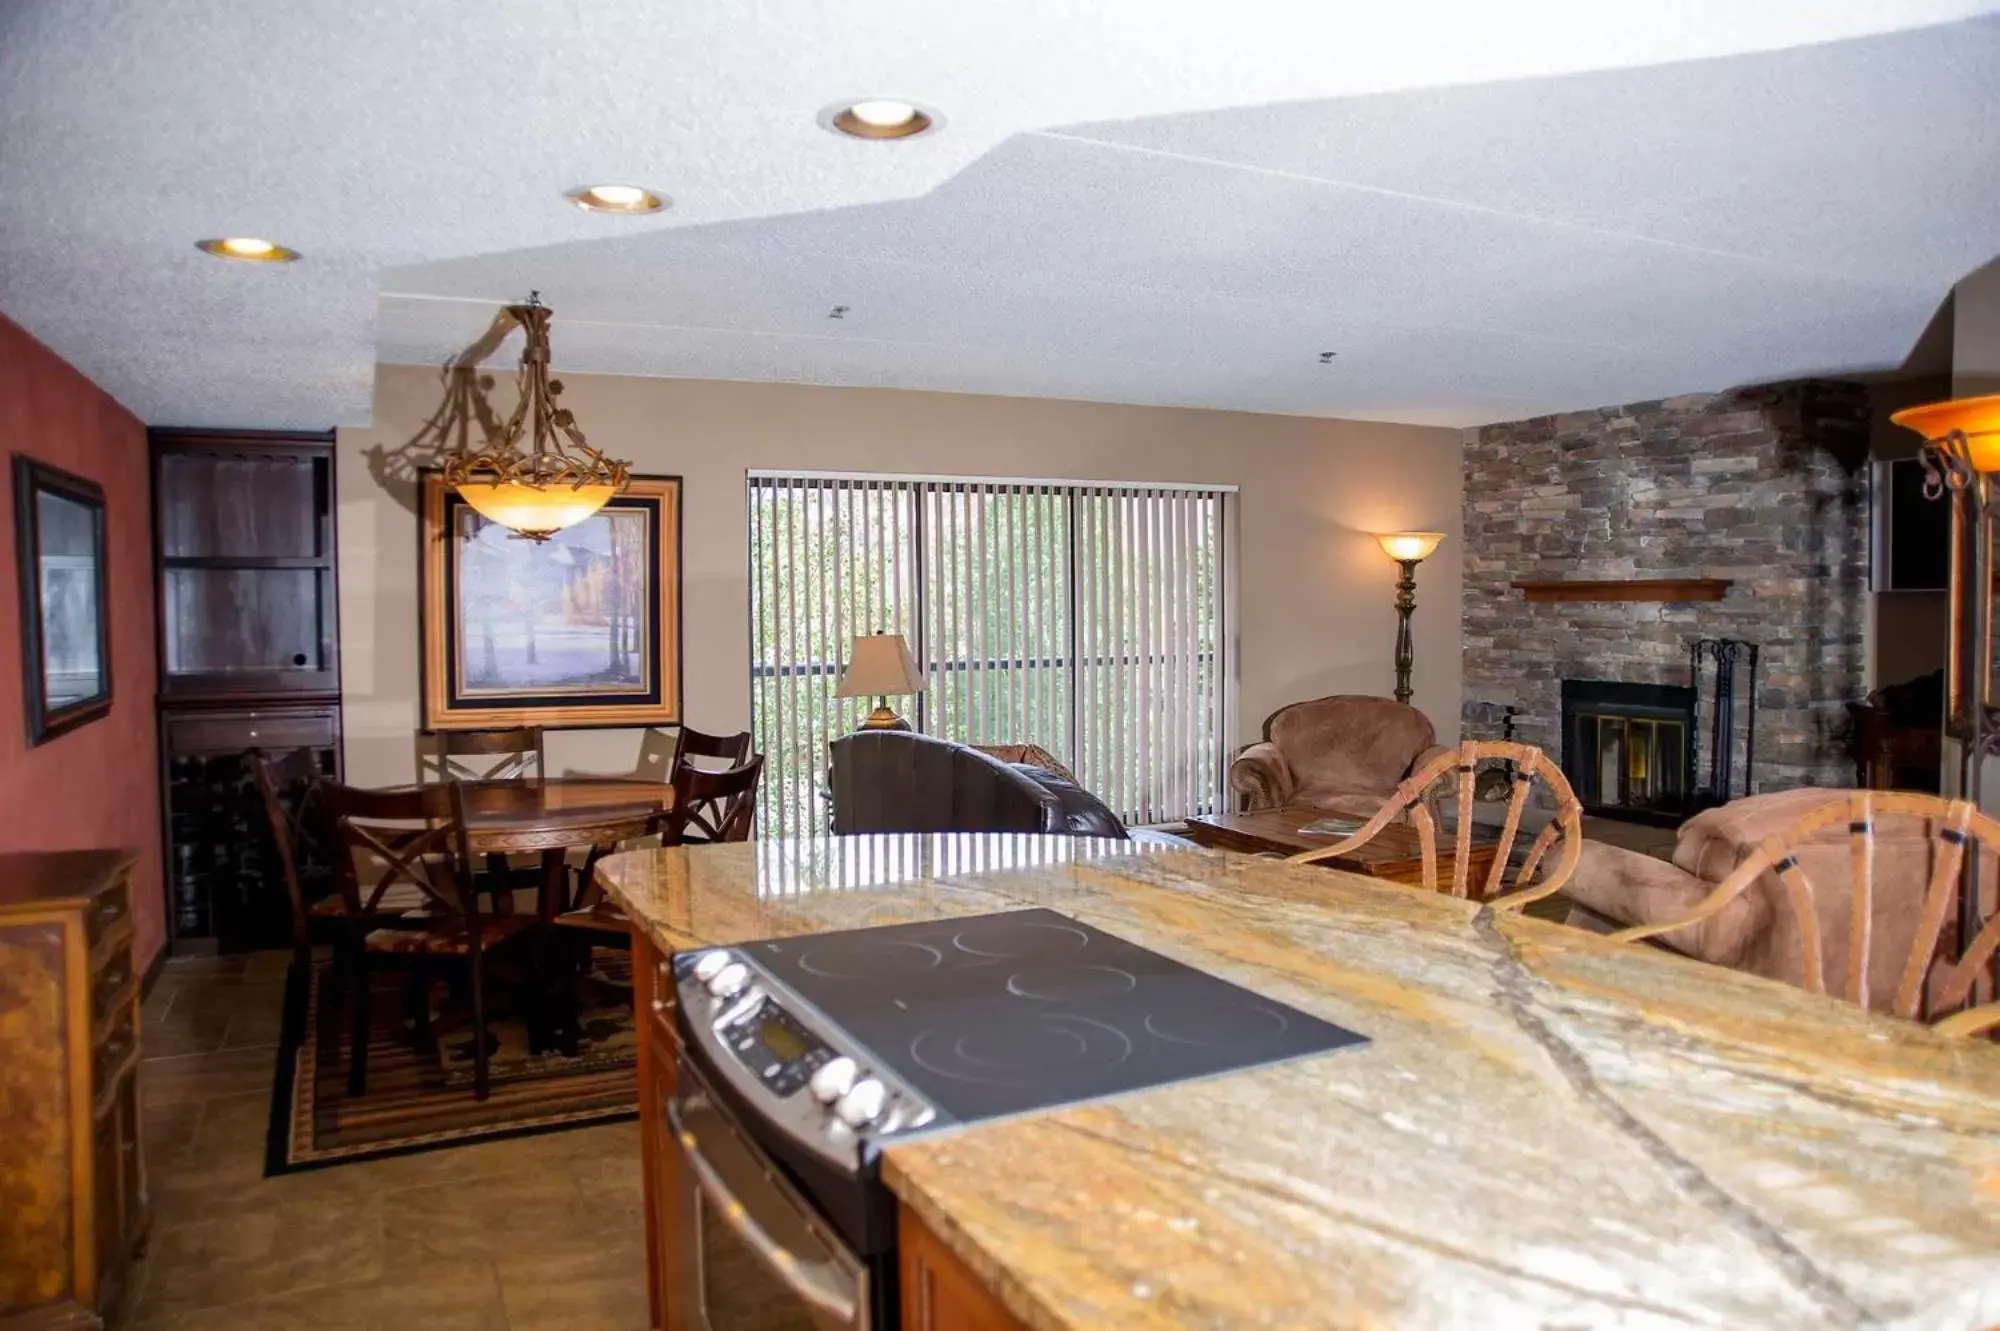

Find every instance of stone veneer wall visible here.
[1461,383,1870,794]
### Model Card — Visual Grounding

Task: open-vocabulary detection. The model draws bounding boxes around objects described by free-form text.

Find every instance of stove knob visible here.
[834,1079,887,1128]
[692,950,730,983]
[707,962,748,999]
[809,1056,858,1104]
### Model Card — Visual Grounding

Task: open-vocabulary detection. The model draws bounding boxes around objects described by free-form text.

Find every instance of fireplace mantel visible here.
[1510,578,1732,604]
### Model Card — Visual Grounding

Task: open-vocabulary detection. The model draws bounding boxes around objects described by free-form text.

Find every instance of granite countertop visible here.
[597,834,2000,1330]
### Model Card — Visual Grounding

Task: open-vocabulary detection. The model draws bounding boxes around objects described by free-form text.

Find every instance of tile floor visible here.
[124,951,649,1331]
[1579,815,1678,860]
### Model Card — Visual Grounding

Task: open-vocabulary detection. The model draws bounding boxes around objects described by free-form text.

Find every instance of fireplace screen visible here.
[1582,713,1686,811]
[1561,679,1697,823]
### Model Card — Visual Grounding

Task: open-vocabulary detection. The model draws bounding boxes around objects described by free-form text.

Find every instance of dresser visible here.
[0,850,147,1330]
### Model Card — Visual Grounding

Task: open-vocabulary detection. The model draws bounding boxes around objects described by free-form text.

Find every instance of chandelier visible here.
[427,293,630,541]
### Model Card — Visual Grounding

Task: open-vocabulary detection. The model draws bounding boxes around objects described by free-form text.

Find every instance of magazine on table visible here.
[1297,817,1365,838]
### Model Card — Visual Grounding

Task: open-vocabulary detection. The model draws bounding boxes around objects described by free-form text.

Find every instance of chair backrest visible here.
[320,780,472,920]
[1287,740,1583,907]
[420,727,544,783]
[1262,695,1438,793]
[660,755,765,845]
[672,726,753,772]
[247,748,324,951]
[828,731,1064,835]
[1608,790,2000,1023]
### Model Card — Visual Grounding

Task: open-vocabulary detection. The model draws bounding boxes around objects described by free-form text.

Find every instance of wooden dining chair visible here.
[551,755,764,1053]
[247,747,342,978]
[419,727,546,782]
[1285,741,1584,909]
[1607,791,2000,1025]
[321,779,538,1100]
[1935,1004,2000,1039]
[419,727,547,905]
[671,725,753,773]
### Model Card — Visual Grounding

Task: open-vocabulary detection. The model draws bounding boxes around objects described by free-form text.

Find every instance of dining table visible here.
[406,775,678,920]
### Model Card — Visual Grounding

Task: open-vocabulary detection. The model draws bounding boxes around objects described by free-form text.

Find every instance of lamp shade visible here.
[834,634,924,699]
[1890,394,2000,473]
[455,479,617,540]
[1374,531,1446,562]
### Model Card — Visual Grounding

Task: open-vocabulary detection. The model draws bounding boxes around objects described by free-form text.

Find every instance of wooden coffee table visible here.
[1185,804,1501,889]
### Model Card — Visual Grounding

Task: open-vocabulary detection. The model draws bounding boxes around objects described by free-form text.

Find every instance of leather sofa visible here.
[1569,787,1993,1012]
[830,731,1189,843]
[1229,695,1449,819]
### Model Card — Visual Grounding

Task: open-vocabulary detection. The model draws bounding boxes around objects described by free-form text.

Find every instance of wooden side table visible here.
[1185,805,1500,889]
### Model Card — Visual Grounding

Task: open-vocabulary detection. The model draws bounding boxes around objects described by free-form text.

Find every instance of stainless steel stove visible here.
[668,908,1367,1328]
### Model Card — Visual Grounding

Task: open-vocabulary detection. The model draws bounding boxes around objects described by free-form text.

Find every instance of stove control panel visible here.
[674,947,943,1165]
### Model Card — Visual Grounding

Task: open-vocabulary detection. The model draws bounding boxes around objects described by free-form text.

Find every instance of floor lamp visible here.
[1374,532,1446,706]
[1890,393,2000,960]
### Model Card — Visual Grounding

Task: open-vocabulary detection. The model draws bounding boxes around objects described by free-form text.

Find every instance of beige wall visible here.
[336,365,1462,790]
[1956,255,2000,398]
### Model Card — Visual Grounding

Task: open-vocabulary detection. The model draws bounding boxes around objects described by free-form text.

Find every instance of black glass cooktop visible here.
[739,908,1367,1123]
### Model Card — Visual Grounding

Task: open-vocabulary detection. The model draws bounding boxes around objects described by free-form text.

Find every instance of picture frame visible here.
[13,454,112,745]
[420,471,682,730]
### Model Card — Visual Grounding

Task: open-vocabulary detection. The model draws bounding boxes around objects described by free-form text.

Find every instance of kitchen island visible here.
[598,833,2000,1330]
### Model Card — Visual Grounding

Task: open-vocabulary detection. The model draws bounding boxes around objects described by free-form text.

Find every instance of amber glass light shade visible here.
[1890,394,2000,472]
[455,480,617,540]
[1374,531,1446,562]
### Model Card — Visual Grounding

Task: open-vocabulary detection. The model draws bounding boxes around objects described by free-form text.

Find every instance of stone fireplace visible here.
[1462,383,1869,800]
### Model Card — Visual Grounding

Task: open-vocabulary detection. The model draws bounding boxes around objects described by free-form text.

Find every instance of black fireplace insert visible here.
[1560,679,1698,826]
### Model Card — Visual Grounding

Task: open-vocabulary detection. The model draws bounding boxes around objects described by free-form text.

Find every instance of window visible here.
[749,473,1232,836]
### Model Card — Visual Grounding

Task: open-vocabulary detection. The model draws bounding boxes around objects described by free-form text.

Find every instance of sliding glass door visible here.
[749,473,1230,835]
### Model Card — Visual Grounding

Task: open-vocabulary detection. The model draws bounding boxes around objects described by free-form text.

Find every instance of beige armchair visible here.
[1229,695,1449,819]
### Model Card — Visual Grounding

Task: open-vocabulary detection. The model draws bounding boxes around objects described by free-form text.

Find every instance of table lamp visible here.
[1373,532,1446,706]
[835,633,924,731]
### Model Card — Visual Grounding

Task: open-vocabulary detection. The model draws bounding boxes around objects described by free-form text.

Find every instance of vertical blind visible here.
[749,474,1231,835]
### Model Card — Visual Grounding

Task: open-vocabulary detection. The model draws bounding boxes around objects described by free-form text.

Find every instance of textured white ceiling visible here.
[3,1,1997,429]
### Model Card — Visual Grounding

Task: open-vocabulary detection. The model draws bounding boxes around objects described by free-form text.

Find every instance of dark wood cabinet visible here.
[150,429,342,953]
[153,429,338,701]
[0,850,148,1331]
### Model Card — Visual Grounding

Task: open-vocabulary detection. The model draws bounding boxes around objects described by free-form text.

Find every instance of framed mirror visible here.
[13,454,111,744]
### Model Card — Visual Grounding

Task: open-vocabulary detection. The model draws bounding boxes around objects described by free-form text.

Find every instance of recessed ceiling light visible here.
[195,237,300,263]
[820,98,938,140]
[565,183,668,214]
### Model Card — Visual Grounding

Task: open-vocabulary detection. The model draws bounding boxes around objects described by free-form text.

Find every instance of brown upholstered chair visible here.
[1230,695,1449,819]
[1570,788,1998,1017]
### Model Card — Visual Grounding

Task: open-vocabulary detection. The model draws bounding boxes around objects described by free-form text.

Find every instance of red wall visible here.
[0,314,164,969]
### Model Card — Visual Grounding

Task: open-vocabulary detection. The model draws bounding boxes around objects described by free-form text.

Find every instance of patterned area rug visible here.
[266,950,638,1172]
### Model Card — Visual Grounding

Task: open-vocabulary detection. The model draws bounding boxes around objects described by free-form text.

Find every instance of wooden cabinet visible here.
[899,1209,1025,1331]
[150,429,342,953]
[0,850,148,1331]
[634,932,684,1331]
[152,429,339,702]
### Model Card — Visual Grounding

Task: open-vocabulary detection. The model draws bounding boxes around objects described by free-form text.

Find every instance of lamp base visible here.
[858,703,912,731]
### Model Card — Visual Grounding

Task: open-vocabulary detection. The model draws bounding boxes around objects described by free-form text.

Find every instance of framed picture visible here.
[420,471,682,730]
[13,455,112,745]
